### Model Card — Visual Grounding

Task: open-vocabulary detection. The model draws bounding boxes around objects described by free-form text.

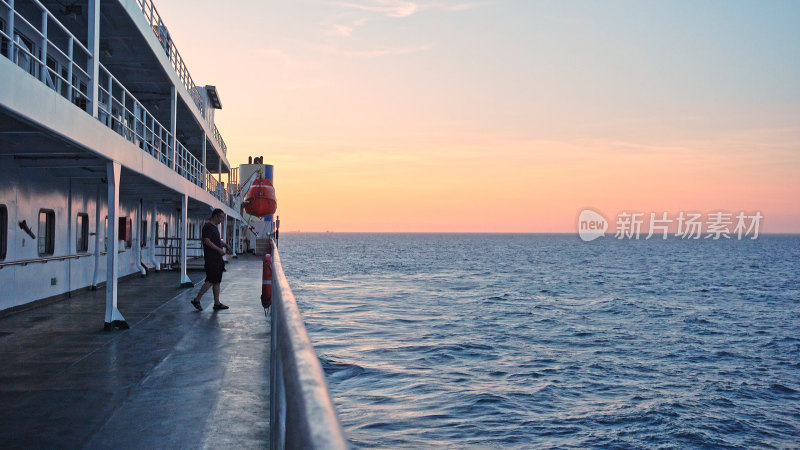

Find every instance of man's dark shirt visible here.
[202,222,223,266]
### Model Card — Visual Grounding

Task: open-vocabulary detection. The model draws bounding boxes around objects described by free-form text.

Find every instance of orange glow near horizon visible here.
[241,134,799,233]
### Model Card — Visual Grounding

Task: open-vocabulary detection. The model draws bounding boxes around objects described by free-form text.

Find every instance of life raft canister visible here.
[243,179,277,217]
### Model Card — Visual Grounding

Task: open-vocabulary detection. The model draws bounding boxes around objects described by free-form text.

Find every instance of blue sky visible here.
[157,0,800,231]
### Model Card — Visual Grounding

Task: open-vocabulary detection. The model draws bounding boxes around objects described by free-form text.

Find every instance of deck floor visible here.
[0,255,271,449]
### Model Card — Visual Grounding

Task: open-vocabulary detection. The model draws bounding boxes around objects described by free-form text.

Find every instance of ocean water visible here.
[279,233,800,448]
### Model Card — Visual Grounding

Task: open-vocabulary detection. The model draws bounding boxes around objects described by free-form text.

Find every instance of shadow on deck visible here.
[0,255,270,449]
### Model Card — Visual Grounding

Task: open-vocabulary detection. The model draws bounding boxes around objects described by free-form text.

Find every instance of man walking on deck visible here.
[191,209,229,311]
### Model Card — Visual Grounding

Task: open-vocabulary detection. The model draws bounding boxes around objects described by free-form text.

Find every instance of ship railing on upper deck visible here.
[206,173,219,193]
[270,241,348,449]
[204,174,228,203]
[135,0,205,118]
[98,65,173,167]
[1,0,228,200]
[213,123,227,154]
[0,0,92,113]
[174,140,203,187]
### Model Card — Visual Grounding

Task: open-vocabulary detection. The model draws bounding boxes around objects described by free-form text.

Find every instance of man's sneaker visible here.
[213,303,229,311]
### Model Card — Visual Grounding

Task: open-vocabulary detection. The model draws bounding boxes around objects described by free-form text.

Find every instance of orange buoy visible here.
[243,178,277,217]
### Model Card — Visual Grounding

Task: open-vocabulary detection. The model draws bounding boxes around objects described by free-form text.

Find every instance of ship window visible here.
[0,205,7,260]
[155,221,160,246]
[141,220,148,248]
[38,209,55,256]
[163,222,168,245]
[119,217,132,248]
[76,213,89,252]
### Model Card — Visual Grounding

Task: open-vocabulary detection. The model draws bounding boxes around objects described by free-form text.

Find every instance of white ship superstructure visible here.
[0,0,244,327]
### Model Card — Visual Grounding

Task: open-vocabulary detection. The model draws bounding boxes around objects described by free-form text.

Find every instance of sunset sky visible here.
[158,0,799,232]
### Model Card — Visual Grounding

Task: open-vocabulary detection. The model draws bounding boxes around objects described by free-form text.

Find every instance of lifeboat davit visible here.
[243,178,277,217]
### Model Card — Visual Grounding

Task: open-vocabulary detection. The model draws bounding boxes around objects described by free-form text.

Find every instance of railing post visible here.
[201,134,206,189]
[87,0,100,117]
[106,72,113,126]
[121,89,127,137]
[6,0,13,60]
[170,85,177,170]
[39,11,47,84]
[133,98,140,142]
[66,36,73,101]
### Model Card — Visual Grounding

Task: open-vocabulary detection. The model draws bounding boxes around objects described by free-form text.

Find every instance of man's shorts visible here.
[205,262,224,284]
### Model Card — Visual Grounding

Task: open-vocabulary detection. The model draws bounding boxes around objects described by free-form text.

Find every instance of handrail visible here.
[270,241,348,449]
[0,253,93,268]
[2,0,229,207]
[135,0,205,117]
[98,63,173,166]
[213,123,227,154]
[2,0,93,111]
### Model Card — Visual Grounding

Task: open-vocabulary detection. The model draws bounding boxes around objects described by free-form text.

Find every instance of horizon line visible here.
[279,231,800,235]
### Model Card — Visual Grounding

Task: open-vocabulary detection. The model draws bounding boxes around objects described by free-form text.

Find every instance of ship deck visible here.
[0,255,270,448]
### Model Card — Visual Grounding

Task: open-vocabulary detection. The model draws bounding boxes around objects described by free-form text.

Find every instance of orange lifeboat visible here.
[243,178,277,217]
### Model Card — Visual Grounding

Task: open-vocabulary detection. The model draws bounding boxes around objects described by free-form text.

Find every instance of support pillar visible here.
[179,194,193,287]
[104,161,128,330]
[87,0,99,116]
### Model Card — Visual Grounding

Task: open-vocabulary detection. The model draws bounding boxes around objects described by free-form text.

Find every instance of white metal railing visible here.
[98,64,173,167]
[214,123,227,154]
[135,0,205,118]
[1,0,229,201]
[174,140,203,186]
[206,173,219,194]
[0,0,231,203]
[270,242,348,449]
[1,0,92,112]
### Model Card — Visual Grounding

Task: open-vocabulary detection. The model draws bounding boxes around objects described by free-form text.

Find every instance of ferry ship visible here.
[0,0,346,446]
[0,0,247,324]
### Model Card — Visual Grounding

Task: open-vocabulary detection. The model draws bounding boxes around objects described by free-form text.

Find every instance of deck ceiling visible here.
[0,107,213,214]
